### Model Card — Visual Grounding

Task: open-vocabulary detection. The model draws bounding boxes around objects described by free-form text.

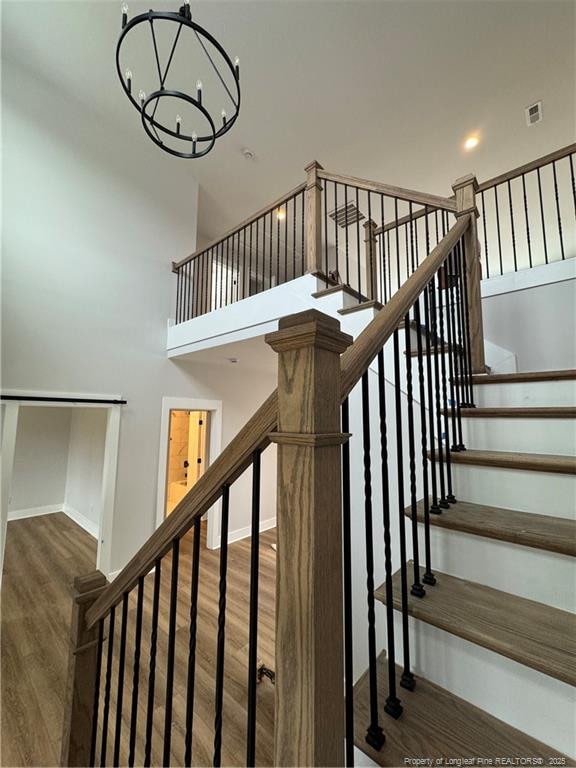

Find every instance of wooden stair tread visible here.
[338,299,383,315]
[404,498,576,556]
[429,449,576,475]
[447,406,576,418]
[375,564,576,686]
[470,369,576,385]
[353,653,569,766]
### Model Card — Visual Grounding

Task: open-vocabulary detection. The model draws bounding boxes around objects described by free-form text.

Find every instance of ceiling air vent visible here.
[328,202,365,228]
[525,101,543,126]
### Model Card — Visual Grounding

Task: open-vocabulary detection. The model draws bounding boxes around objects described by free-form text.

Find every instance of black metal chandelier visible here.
[116,1,240,159]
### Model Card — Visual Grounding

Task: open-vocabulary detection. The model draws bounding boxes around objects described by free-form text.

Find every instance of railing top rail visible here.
[477,142,576,193]
[87,214,471,629]
[172,182,306,272]
[317,169,457,213]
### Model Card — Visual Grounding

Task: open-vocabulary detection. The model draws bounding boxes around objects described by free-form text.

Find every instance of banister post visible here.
[452,174,486,372]
[266,310,353,767]
[304,161,324,274]
[364,219,378,301]
[61,571,108,767]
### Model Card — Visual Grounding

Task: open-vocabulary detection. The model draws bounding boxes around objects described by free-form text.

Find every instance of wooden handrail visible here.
[86,214,471,629]
[318,169,457,212]
[172,182,306,272]
[477,142,576,192]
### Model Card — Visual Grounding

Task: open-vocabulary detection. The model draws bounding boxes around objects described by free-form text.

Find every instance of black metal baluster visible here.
[269,210,274,288]
[521,174,533,269]
[430,272,448,509]
[552,161,565,260]
[144,559,162,767]
[89,619,104,767]
[356,187,362,297]
[413,297,435,586]
[255,218,260,294]
[537,168,549,265]
[341,398,355,767]
[408,202,415,274]
[387,229,392,299]
[293,193,297,280]
[446,248,465,451]
[395,199,400,294]
[570,154,576,219]
[480,191,490,279]
[213,485,230,767]
[246,451,261,767]
[361,372,386,751]
[128,577,144,767]
[242,227,247,299]
[184,518,202,767]
[100,606,115,767]
[437,263,456,504]
[113,593,129,766]
[380,196,387,303]
[458,240,476,408]
[286,197,290,285]
[404,314,426,596]
[393,330,416,689]
[301,187,305,276]
[276,206,281,289]
[175,267,181,324]
[163,539,180,766]
[423,282,441,513]
[494,186,503,275]
[507,180,518,271]
[344,184,350,286]
[376,350,403,718]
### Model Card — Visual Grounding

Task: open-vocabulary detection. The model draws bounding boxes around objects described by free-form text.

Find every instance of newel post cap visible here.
[452,173,479,193]
[265,309,353,354]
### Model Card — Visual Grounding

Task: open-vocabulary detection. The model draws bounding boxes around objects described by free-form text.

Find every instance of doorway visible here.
[156,397,222,547]
[165,410,210,516]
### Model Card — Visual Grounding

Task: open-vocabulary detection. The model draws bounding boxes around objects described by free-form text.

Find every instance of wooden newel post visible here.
[266,310,353,767]
[304,161,324,275]
[452,173,486,373]
[61,571,108,767]
[364,219,378,301]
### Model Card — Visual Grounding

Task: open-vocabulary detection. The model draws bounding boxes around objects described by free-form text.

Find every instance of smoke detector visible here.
[525,101,543,127]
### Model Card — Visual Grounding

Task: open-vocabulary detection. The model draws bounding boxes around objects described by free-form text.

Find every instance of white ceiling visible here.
[3,0,575,252]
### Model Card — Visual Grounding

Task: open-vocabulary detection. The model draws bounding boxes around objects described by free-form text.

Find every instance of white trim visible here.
[63,503,99,538]
[155,397,223,549]
[211,515,276,549]
[97,406,121,577]
[1,388,124,405]
[1,403,19,584]
[481,258,575,299]
[8,503,62,521]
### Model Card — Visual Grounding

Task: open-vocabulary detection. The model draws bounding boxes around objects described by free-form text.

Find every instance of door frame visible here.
[0,391,121,579]
[155,397,223,548]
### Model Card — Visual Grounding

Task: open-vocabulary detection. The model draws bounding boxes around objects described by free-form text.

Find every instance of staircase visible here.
[60,147,575,768]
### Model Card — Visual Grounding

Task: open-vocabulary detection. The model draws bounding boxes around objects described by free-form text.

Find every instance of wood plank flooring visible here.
[1,513,277,767]
[376,563,576,686]
[404,498,576,556]
[354,653,570,766]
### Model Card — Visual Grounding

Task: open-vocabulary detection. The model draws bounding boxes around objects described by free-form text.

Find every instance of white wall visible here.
[481,261,576,372]
[10,407,71,513]
[1,57,204,574]
[65,409,108,535]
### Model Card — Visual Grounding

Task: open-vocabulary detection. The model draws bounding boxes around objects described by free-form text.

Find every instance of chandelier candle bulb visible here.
[192,131,197,153]
[234,56,240,78]
[176,114,182,135]
[125,69,132,94]
[121,2,129,28]
[221,109,227,126]
[139,89,146,107]
[196,80,203,104]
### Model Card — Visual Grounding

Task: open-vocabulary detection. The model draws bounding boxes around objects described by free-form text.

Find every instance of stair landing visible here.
[354,653,570,766]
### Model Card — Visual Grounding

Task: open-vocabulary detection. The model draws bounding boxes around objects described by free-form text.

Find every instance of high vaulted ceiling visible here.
[3,0,575,253]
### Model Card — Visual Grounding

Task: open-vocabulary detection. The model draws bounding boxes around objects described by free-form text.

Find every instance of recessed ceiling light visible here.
[464,135,480,151]
[228,357,238,364]
[242,148,255,160]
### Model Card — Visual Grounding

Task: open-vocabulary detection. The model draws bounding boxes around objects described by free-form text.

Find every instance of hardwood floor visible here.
[1,513,97,767]
[1,513,277,767]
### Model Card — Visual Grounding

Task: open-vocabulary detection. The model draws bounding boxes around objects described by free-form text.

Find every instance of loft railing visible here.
[476,143,576,277]
[62,192,476,765]
[171,162,457,323]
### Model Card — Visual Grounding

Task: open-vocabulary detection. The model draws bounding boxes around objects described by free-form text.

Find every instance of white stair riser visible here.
[451,464,576,519]
[461,417,576,454]
[423,526,576,612]
[393,615,576,757]
[474,380,576,408]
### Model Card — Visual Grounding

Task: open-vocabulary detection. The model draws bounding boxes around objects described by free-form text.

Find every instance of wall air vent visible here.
[328,202,365,229]
[525,101,543,126]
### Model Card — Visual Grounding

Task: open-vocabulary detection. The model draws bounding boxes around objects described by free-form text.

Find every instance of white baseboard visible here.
[62,503,99,538]
[8,503,63,521]
[211,516,276,549]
